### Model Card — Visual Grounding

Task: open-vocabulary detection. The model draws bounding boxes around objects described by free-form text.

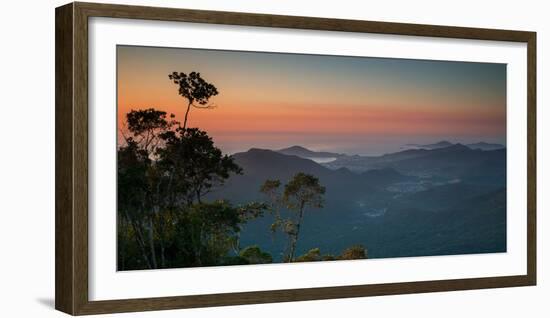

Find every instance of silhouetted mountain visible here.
[466,142,505,151]
[431,143,470,152]
[232,148,330,179]
[405,140,454,149]
[206,145,506,262]
[277,145,343,159]
[390,147,505,182]
[322,149,427,172]
[325,144,505,184]
[213,148,384,201]
[322,144,471,172]
[404,140,505,151]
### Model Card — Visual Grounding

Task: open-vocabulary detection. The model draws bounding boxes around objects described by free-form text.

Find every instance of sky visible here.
[117,45,506,155]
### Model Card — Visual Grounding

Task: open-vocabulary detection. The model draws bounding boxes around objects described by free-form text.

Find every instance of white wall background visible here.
[0,0,547,316]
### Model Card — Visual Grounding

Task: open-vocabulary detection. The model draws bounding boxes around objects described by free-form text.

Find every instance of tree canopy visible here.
[260,173,327,262]
[168,71,219,129]
[118,72,367,270]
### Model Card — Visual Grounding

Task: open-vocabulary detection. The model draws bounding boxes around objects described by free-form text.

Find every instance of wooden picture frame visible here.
[55,2,536,315]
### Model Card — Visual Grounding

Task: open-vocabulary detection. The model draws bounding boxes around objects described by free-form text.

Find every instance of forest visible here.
[117,72,367,270]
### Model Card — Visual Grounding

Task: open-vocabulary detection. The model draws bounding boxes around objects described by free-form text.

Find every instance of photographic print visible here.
[116,45,507,271]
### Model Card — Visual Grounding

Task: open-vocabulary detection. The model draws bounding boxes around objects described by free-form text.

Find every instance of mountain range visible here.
[404,140,505,151]
[324,143,506,179]
[207,142,506,261]
[277,145,344,158]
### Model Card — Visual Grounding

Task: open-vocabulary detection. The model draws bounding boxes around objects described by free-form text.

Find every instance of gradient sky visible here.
[117,45,506,155]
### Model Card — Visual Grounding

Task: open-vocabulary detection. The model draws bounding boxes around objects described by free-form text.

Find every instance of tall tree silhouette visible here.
[260,173,325,262]
[284,173,325,261]
[168,71,219,129]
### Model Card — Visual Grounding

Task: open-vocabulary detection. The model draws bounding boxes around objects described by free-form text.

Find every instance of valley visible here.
[207,142,507,261]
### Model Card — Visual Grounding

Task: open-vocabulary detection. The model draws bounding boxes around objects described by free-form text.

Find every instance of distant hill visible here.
[277,145,343,159]
[230,148,336,184]
[404,140,505,151]
[207,149,388,258]
[206,146,506,261]
[383,143,470,161]
[324,143,506,185]
[209,148,406,208]
[223,149,420,197]
[325,143,471,172]
[209,148,336,201]
[466,142,505,151]
[390,146,505,181]
[405,140,454,150]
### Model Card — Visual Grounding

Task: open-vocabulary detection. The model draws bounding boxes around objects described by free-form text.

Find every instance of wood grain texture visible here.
[55,2,537,315]
[75,1,533,42]
[526,32,537,285]
[55,3,75,314]
[75,276,534,315]
[73,2,90,314]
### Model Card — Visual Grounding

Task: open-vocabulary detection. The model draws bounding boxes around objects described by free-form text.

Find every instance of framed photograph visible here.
[55,2,536,315]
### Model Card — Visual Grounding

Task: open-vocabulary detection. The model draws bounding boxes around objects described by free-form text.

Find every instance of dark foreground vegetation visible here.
[117,72,366,270]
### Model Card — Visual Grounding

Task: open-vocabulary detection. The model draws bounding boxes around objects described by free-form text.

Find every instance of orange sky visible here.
[117,46,506,155]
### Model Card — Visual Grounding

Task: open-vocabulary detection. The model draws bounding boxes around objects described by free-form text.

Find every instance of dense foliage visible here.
[117,72,367,270]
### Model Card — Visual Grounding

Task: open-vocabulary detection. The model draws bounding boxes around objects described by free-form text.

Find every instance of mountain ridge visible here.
[211,144,506,261]
[404,140,505,151]
[276,145,344,158]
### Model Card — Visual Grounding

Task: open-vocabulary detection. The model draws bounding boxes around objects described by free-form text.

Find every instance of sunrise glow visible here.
[117,46,506,155]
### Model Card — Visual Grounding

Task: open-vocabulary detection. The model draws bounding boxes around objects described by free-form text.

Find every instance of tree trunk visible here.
[232,230,242,255]
[156,215,166,269]
[148,216,158,269]
[287,236,298,262]
[183,102,192,130]
[160,243,166,268]
[288,201,306,262]
[196,189,202,204]
[123,210,152,269]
